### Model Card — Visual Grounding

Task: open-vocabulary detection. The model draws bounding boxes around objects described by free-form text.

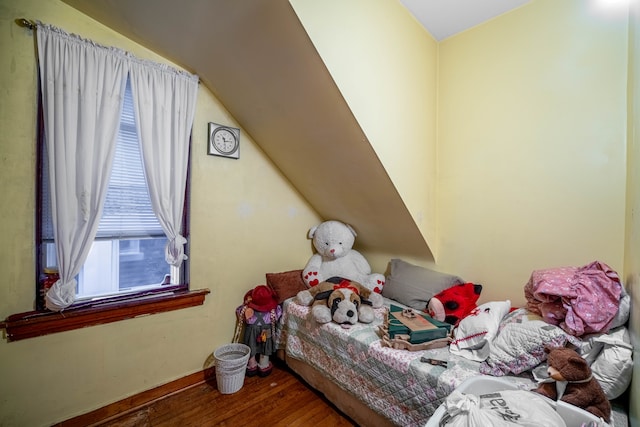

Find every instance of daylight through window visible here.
[39,78,177,305]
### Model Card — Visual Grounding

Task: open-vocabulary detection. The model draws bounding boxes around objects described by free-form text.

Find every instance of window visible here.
[0,23,208,343]
[37,78,185,309]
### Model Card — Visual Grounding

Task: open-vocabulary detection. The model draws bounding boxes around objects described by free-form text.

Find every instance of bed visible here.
[277,297,495,426]
[268,261,632,427]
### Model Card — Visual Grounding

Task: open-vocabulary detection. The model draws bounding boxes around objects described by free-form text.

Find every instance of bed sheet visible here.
[276,297,500,426]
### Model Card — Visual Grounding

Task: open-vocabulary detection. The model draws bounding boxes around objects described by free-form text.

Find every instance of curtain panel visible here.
[129,60,198,281]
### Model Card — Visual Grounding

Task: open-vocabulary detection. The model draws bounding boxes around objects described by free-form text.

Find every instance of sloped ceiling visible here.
[61,0,432,258]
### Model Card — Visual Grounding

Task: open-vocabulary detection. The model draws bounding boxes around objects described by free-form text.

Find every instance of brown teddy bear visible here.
[533,346,611,422]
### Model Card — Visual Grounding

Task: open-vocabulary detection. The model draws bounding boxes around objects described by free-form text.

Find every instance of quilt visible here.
[277,297,502,426]
[276,297,630,427]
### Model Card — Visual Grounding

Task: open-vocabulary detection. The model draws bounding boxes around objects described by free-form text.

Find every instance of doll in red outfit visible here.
[234,285,282,377]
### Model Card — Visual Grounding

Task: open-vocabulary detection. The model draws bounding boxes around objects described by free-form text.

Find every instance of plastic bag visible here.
[440,389,566,427]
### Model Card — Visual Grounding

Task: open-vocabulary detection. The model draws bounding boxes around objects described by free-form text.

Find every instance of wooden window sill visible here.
[0,287,210,342]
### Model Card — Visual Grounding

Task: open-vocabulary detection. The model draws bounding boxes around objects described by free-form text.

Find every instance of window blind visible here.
[42,78,165,241]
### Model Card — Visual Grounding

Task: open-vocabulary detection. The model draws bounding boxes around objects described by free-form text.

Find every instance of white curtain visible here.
[129,61,199,283]
[37,23,199,309]
[37,24,130,311]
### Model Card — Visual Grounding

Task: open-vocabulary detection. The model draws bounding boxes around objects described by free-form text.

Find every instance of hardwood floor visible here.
[69,360,357,427]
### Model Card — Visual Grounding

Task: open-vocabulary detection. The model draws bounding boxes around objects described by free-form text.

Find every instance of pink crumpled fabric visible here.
[524,261,622,337]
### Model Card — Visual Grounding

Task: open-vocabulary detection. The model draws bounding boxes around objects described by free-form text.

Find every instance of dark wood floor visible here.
[93,360,356,427]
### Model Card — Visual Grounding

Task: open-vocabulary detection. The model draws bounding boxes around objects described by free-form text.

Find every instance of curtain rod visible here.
[13,17,200,83]
[16,18,36,30]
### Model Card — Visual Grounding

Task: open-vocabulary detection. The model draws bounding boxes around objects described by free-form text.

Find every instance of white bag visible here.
[441,389,566,427]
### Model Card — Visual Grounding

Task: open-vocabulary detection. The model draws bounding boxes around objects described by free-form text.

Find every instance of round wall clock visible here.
[208,122,240,159]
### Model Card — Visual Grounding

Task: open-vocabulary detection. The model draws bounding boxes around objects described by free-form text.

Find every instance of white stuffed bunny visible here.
[302,220,385,293]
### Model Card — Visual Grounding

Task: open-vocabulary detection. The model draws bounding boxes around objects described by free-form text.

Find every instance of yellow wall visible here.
[625,0,640,424]
[1,0,637,425]
[437,0,628,306]
[0,0,320,425]
[290,0,439,260]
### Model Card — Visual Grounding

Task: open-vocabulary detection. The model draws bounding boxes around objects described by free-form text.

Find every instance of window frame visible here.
[1,287,209,342]
[0,73,208,343]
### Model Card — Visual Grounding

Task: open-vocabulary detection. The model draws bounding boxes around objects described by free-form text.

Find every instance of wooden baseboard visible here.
[54,367,215,427]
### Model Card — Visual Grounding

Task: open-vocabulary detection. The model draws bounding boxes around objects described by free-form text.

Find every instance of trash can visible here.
[213,343,251,394]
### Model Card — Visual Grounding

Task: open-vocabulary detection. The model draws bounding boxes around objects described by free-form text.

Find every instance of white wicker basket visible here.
[214,343,251,394]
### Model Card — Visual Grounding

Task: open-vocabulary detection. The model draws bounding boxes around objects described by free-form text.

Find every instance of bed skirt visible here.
[277,350,396,427]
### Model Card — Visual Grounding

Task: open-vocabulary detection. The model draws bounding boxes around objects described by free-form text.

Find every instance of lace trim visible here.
[451,330,488,346]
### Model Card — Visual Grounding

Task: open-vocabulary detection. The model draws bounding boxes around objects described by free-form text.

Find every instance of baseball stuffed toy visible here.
[302,220,385,293]
[427,283,483,326]
[296,278,384,327]
[533,346,611,422]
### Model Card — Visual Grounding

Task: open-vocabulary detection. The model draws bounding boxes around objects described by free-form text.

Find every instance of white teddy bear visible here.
[302,220,385,293]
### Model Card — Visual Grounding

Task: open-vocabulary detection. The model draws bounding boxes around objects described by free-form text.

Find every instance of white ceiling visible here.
[400,0,532,40]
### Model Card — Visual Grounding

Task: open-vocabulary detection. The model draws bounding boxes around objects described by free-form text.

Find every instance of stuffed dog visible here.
[296,277,383,326]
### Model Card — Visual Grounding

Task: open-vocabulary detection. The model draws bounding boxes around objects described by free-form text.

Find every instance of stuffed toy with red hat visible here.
[427,283,482,326]
[295,277,383,327]
[234,285,282,377]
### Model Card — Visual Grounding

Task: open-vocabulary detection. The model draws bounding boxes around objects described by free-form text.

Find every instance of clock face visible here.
[208,123,240,159]
[212,128,238,154]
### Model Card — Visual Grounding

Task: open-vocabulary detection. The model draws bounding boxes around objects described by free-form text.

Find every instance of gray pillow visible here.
[382,258,464,310]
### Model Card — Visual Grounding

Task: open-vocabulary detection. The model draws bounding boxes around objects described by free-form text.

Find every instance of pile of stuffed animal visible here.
[296,219,482,328]
[296,220,385,327]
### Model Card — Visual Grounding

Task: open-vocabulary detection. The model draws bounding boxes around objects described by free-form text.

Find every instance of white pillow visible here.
[450,300,511,362]
[582,326,633,400]
[479,309,579,376]
[382,259,464,311]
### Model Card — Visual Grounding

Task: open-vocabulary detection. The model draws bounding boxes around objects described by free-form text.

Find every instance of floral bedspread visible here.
[276,298,483,427]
